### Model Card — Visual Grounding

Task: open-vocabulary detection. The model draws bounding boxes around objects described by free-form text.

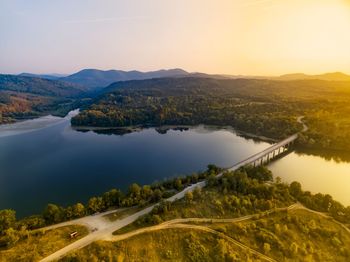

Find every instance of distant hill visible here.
[18,73,68,80]
[277,72,350,81]
[0,74,86,123]
[60,68,190,90]
[0,74,84,97]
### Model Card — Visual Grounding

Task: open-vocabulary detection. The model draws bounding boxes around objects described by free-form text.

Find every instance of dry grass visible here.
[0,225,88,262]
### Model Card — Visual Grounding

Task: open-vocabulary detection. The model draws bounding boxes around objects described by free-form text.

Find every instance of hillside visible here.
[18,73,68,80]
[60,68,190,90]
[72,77,350,155]
[0,74,85,123]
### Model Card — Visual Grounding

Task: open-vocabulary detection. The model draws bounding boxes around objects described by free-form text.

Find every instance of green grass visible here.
[0,225,88,262]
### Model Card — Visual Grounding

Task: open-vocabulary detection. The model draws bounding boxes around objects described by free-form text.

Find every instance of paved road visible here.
[297,116,308,132]
[40,183,206,262]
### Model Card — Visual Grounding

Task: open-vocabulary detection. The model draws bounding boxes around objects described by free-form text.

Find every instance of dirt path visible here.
[109,223,277,262]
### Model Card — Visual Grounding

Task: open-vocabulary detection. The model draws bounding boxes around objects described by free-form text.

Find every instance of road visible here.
[297,116,308,132]
[40,183,206,262]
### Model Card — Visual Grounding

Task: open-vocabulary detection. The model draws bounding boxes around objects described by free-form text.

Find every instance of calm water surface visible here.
[0,113,349,217]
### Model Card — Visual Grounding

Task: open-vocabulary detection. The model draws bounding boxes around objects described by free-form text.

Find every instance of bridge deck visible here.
[227,133,298,172]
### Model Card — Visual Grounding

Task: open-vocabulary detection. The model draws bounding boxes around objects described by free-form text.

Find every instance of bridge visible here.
[225,116,307,172]
[226,133,298,173]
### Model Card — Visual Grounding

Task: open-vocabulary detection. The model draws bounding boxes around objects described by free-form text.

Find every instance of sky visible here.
[1,0,350,75]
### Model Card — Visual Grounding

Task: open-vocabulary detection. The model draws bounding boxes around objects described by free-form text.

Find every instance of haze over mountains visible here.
[59,68,191,90]
[15,69,350,92]
[276,72,350,81]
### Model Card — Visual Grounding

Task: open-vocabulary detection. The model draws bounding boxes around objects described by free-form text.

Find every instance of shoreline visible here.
[71,124,278,143]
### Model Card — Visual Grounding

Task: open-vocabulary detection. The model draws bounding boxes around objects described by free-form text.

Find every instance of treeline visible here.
[0,165,220,248]
[71,77,350,153]
[71,78,304,140]
[121,166,350,232]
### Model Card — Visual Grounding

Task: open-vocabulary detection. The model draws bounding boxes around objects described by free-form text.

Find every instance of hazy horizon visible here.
[1,0,350,75]
[9,68,350,78]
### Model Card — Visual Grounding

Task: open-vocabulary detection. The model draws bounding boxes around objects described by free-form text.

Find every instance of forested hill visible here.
[72,77,350,154]
[0,74,85,98]
[0,74,86,123]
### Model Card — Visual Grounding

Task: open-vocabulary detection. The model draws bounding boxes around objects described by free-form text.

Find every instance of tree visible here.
[43,204,64,224]
[128,183,141,199]
[185,191,194,203]
[141,185,153,200]
[0,209,16,233]
[151,189,162,202]
[71,203,86,218]
[3,228,19,247]
[290,181,302,198]
[102,189,122,208]
[88,197,104,214]
[263,243,271,254]
[174,178,182,191]
[193,187,202,200]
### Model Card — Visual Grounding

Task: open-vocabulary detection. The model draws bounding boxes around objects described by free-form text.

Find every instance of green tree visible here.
[0,209,16,233]
[88,197,104,214]
[3,228,20,247]
[185,191,194,203]
[151,189,163,202]
[128,183,141,199]
[71,203,86,218]
[174,179,183,191]
[102,189,122,208]
[290,181,302,198]
[43,204,64,224]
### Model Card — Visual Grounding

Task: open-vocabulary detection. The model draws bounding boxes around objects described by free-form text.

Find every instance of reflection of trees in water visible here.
[75,128,133,136]
[294,147,350,163]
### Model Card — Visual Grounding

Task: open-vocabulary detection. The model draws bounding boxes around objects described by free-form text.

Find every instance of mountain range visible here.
[59,68,190,90]
[17,70,350,91]
[276,72,350,81]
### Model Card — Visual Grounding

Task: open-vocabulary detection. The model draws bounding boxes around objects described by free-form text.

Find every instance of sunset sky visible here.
[1,0,350,75]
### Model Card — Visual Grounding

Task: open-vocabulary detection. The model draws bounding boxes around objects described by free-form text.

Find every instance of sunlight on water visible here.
[269,152,350,206]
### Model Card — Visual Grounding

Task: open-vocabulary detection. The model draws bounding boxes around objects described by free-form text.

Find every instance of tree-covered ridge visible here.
[0,74,86,123]
[72,77,350,153]
[0,74,85,97]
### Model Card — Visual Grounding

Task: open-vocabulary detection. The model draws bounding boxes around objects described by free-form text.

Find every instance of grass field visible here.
[60,228,262,262]
[0,225,88,262]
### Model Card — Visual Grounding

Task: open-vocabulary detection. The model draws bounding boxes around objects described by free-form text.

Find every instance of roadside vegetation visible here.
[0,225,88,262]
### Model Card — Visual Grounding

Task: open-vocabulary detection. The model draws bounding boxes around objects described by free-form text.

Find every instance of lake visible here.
[1,112,350,217]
